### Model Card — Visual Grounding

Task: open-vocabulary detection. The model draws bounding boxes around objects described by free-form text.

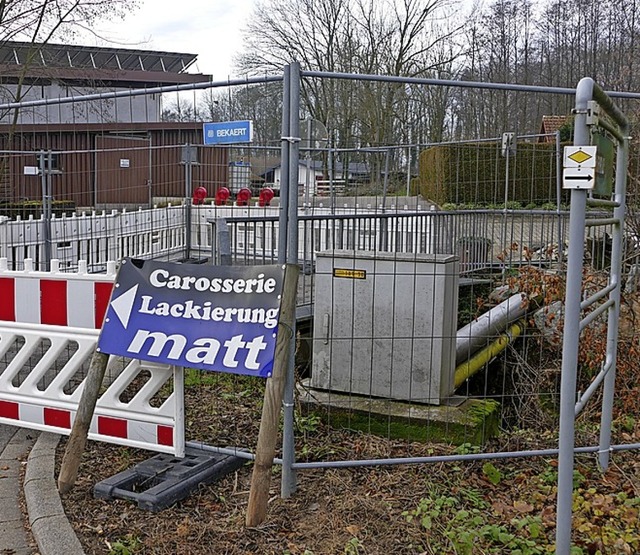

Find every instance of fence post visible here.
[38,151,53,271]
[555,78,592,555]
[246,263,299,526]
[213,218,232,266]
[106,210,119,264]
[556,77,629,555]
[555,130,565,265]
[58,351,110,494]
[182,143,195,260]
[0,218,7,260]
[277,65,291,262]
[280,61,301,499]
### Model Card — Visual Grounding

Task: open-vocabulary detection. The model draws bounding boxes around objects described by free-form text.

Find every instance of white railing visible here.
[0,258,116,328]
[189,204,279,258]
[3,201,519,272]
[0,203,281,271]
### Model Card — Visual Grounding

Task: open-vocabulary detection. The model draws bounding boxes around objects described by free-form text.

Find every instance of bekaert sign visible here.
[203,120,253,145]
[98,259,285,378]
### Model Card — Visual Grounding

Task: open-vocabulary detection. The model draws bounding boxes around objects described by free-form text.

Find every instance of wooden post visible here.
[246,264,299,527]
[57,350,110,494]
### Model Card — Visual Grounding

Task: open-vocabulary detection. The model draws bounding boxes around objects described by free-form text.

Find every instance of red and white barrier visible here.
[0,322,185,456]
[0,258,116,328]
[0,258,184,456]
[0,399,175,449]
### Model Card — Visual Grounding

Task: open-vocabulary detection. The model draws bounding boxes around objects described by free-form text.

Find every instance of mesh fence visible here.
[0,71,637,473]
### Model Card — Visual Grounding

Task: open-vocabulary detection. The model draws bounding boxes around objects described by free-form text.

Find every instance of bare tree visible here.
[456,0,640,140]
[0,1,138,43]
[237,0,466,184]
[0,0,140,198]
[198,83,283,145]
[1,0,140,117]
[161,99,196,122]
[238,0,640,151]
[454,0,537,138]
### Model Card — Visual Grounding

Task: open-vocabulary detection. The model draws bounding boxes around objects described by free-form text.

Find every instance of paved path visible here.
[0,425,36,555]
[0,425,85,555]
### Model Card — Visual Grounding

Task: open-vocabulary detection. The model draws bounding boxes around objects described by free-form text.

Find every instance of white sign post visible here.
[563,146,597,190]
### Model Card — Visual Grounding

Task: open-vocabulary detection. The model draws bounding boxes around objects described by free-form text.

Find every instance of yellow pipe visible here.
[454,319,526,389]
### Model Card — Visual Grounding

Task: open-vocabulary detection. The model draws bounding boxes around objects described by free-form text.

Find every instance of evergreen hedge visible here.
[417,141,570,207]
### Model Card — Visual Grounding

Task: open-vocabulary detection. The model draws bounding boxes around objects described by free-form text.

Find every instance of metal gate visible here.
[555,78,630,555]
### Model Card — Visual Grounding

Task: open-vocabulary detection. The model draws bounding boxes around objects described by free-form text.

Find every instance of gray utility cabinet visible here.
[311,250,459,405]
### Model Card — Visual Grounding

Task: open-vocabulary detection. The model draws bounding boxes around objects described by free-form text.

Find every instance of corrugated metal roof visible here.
[0,41,198,73]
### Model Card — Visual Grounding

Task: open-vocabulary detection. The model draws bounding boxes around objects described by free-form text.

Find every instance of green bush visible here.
[417,141,570,207]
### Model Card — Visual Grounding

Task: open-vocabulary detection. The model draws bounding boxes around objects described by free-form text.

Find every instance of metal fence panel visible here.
[1,66,638,549]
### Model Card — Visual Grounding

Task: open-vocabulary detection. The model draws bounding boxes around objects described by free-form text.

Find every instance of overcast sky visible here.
[93,0,256,78]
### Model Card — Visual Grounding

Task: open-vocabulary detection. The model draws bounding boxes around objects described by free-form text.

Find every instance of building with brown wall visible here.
[0,42,227,206]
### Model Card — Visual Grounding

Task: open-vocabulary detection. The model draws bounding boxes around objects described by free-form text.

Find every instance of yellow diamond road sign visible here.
[569,150,592,164]
[564,146,597,169]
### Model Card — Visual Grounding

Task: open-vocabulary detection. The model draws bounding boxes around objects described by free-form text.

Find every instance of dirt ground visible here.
[55,377,640,555]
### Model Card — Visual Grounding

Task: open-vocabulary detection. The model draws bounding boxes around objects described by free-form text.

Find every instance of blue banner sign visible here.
[98,259,285,378]
[203,120,253,145]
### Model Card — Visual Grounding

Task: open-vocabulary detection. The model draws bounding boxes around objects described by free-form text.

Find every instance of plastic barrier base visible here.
[93,446,246,511]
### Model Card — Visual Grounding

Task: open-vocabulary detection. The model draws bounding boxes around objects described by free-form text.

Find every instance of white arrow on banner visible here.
[109,285,138,329]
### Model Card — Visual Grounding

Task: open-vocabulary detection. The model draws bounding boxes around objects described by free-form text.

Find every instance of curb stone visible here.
[24,432,86,555]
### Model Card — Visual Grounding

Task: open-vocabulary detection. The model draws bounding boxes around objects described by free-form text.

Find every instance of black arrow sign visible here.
[565,174,594,181]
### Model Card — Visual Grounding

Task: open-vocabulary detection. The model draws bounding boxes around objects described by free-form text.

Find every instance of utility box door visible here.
[311,250,459,405]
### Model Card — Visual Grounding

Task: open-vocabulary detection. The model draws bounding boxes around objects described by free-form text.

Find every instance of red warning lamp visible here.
[236,188,252,206]
[214,187,230,206]
[258,187,274,207]
[192,186,207,205]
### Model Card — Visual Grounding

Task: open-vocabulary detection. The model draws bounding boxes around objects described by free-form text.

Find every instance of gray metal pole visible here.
[304,116,312,213]
[555,130,564,265]
[184,143,192,260]
[406,143,411,197]
[555,76,594,555]
[281,61,301,498]
[38,151,47,270]
[502,143,510,271]
[40,151,52,271]
[187,439,640,469]
[382,148,390,206]
[0,75,284,112]
[598,134,629,470]
[329,135,336,215]
[405,84,411,197]
[278,66,291,264]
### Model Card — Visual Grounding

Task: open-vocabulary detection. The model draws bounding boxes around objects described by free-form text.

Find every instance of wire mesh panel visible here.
[0,67,638,534]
